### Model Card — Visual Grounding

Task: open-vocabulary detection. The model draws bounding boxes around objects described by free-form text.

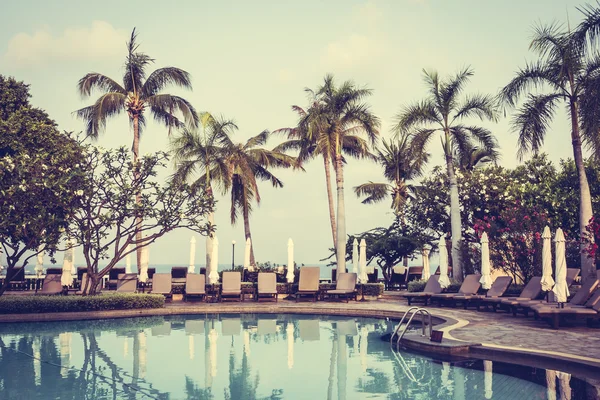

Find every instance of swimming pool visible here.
[0,314,592,399]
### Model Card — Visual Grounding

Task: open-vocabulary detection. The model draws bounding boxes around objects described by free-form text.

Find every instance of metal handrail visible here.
[391,307,433,349]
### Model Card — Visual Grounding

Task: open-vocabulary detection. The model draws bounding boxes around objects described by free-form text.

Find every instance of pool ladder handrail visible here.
[390,307,433,349]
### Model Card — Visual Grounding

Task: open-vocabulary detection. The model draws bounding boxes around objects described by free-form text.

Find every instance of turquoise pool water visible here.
[0,314,590,399]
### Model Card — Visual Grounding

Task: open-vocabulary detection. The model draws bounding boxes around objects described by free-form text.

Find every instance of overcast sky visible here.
[0,0,588,267]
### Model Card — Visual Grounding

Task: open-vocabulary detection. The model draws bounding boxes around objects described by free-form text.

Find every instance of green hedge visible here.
[408,279,526,296]
[0,293,165,314]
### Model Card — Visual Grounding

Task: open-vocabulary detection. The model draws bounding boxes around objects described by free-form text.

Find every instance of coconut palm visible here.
[171,112,237,268]
[75,28,198,270]
[394,68,498,281]
[224,130,297,265]
[311,75,380,272]
[275,91,375,252]
[455,144,500,171]
[500,23,600,282]
[354,134,429,216]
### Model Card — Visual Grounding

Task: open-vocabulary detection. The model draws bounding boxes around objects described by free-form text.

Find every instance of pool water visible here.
[0,314,592,399]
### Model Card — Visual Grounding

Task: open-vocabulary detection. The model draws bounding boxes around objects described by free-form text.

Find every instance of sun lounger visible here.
[115,273,138,293]
[106,267,126,290]
[6,267,25,290]
[257,272,278,302]
[221,271,242,302]
[386,267,407,290]
[36,274,63,295]
[528,278,600,312]
[184,273,206,301]
[430,274,482,306]
[367,268,378,283]
[295,267,320,302]
[322,273,357,302]
[152,273,173,298]
[532,286,600,328]
[406,266,423,283]
[400,275,443,306]
[482,276,543,312]
[452,276,513,309]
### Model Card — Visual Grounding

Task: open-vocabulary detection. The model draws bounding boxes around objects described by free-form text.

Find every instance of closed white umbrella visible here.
[244,238,251,271]
[58,332,71,378]
[438,236,450,288]
[441,361,451,389]
[286,238,295,283]
[480,232,492,290]
[61,241,74,287]
[358,239,368,284]
[422,248,431,281]
[139,245,149,283]
[243,329,251,358]
[138,331,147,379]
[556,371,571,400]
[546,369,557,400]
[188,236,197,274]
[209,236,219,284]
[286,322,294,369]
[352,239,359,274]
[359,325,368,372]
[125,244,132,274]
[553,228,569,304]
[540,226,554,291]
[35,244,44,277]
[33,337,41,386]
[484,360,493,399]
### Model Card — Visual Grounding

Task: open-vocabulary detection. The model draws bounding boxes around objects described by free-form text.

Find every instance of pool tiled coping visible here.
[1,295,599,378]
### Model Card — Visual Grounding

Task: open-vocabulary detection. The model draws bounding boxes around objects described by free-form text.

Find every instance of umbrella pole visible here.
[359,283,367,302]
[284,282,294,300]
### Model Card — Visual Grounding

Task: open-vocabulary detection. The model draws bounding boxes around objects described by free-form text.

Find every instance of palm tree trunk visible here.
[133,115,143,273]
[243,200,255,265]
[445,135,463,281]
[335,153,346,273]
[323,153,337,249]
[570,100,595,283]
[206,186,214,271]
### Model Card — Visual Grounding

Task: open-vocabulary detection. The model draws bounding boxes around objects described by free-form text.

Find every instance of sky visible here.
[0,0,590,268]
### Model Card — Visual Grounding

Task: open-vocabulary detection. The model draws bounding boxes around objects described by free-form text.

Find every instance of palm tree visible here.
[171,112,237,268]
[500,23,600,282]
[75,28,198,271]
[312,75,380,272]
[395,68,498,281]
[224,130,297,265]
[354,134,429,216]
[275,90,375,252]
[455,144,499,171]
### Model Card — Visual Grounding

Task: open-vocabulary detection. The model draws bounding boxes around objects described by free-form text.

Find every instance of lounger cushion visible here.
[222,271,242,295]
[258,273,277,295]
[185,273,206,295]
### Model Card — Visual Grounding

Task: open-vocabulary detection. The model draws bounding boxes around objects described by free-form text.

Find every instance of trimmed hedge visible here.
[408,279,526,297]
[0,293,165,314]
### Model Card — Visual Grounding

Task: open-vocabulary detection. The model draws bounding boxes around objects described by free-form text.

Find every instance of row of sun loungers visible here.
[402,268,600,328]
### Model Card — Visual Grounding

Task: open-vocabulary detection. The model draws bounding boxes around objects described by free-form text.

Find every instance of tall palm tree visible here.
[75,28,198,270]
[395,68,498,281]
[500,23,600,282]
[354,134,429,216]
[225,130,297,264]
[311,75,380,272]
[171,112,237,268]
[275,90,375,252]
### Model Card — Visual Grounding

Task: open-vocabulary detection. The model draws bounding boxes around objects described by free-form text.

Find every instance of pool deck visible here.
[2,291,600,376]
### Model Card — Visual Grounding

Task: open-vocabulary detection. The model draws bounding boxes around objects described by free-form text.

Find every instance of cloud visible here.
[3,21,128,66]
[321,34,386,70]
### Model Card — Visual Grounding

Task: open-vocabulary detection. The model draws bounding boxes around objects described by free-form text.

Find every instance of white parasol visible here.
[422,248,431,281]
[209,236,219,284]
[61,241,74,287]
[244,238,251,271]
[35,244,44,277]
[139,245,149,283]
[188,236,197,274]
[286,238,295,283]
[479,232,492,290]
[438,236,450,288]
[552,228,569,303]
[352,239,359,274]
[359,239,368,284]
[540,226,554,291]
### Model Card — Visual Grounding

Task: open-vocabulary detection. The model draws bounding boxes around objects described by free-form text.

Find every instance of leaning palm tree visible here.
[224,130,297,264]
[75,28,198,270]
[395,68,498,281]
[313,75,380,272]
[171,112,237,268]
[275,91,375,252]
[354,134,429,216]
[500,23,600,282]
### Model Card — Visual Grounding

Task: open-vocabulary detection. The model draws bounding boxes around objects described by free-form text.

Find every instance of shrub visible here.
[407,278,462,292]
[0,293,164,314]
